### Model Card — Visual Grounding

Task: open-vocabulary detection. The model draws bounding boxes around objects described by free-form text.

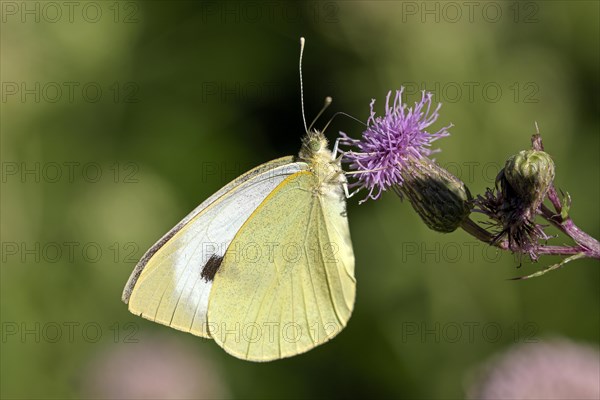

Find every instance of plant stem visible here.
[540,202,600,258]
[460,217,596,258]
[460,218,502,246]
[532,133,599,258]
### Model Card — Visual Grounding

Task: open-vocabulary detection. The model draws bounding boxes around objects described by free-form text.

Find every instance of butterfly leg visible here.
[331,138,342,160]
[343,182,351,198]
[345,185,362,199]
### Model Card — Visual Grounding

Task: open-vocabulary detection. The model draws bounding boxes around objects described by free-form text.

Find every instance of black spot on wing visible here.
[201,254,223,282]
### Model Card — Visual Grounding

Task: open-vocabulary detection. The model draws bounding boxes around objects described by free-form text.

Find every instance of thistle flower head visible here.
[398,156,472,232]
[339,88,452,203]
[504,150,555,211]
[475,149,555,260]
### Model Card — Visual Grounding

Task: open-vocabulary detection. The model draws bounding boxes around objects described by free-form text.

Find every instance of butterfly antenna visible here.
[322,111,367,133]
[299,37,308,133]
[308,96,333,132]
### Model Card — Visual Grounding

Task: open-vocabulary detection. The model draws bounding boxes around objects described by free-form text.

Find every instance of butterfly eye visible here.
[309,139,321,152]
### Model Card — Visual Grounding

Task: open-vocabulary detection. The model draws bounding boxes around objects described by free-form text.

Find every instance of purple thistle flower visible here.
[339,88,452,203]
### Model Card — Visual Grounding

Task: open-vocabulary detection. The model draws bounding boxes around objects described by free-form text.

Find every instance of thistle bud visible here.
[398,156,472,233]
[503,150,555,211]
[475,147,555,260]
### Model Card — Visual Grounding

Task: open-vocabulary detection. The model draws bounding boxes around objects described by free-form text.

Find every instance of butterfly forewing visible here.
[123,157,306,338]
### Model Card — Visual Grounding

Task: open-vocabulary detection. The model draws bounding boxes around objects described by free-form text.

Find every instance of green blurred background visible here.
[1,1,598,398]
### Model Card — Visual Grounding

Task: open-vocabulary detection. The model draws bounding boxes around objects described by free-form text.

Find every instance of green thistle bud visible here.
[475,142,556,261]
[503,150,555,211]
[398,156,472,233]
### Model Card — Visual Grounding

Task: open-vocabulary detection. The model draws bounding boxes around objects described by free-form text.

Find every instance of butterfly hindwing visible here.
[207,170,356,361]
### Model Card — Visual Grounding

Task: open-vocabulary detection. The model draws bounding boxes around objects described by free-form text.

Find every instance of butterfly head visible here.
[299,130,330,162]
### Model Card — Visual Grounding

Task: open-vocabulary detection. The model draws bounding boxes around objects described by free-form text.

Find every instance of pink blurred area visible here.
[80,334,230,399]
[467,338,600,400]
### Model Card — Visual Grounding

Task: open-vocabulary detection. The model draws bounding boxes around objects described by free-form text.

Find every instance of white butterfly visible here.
[122,38,355,361]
